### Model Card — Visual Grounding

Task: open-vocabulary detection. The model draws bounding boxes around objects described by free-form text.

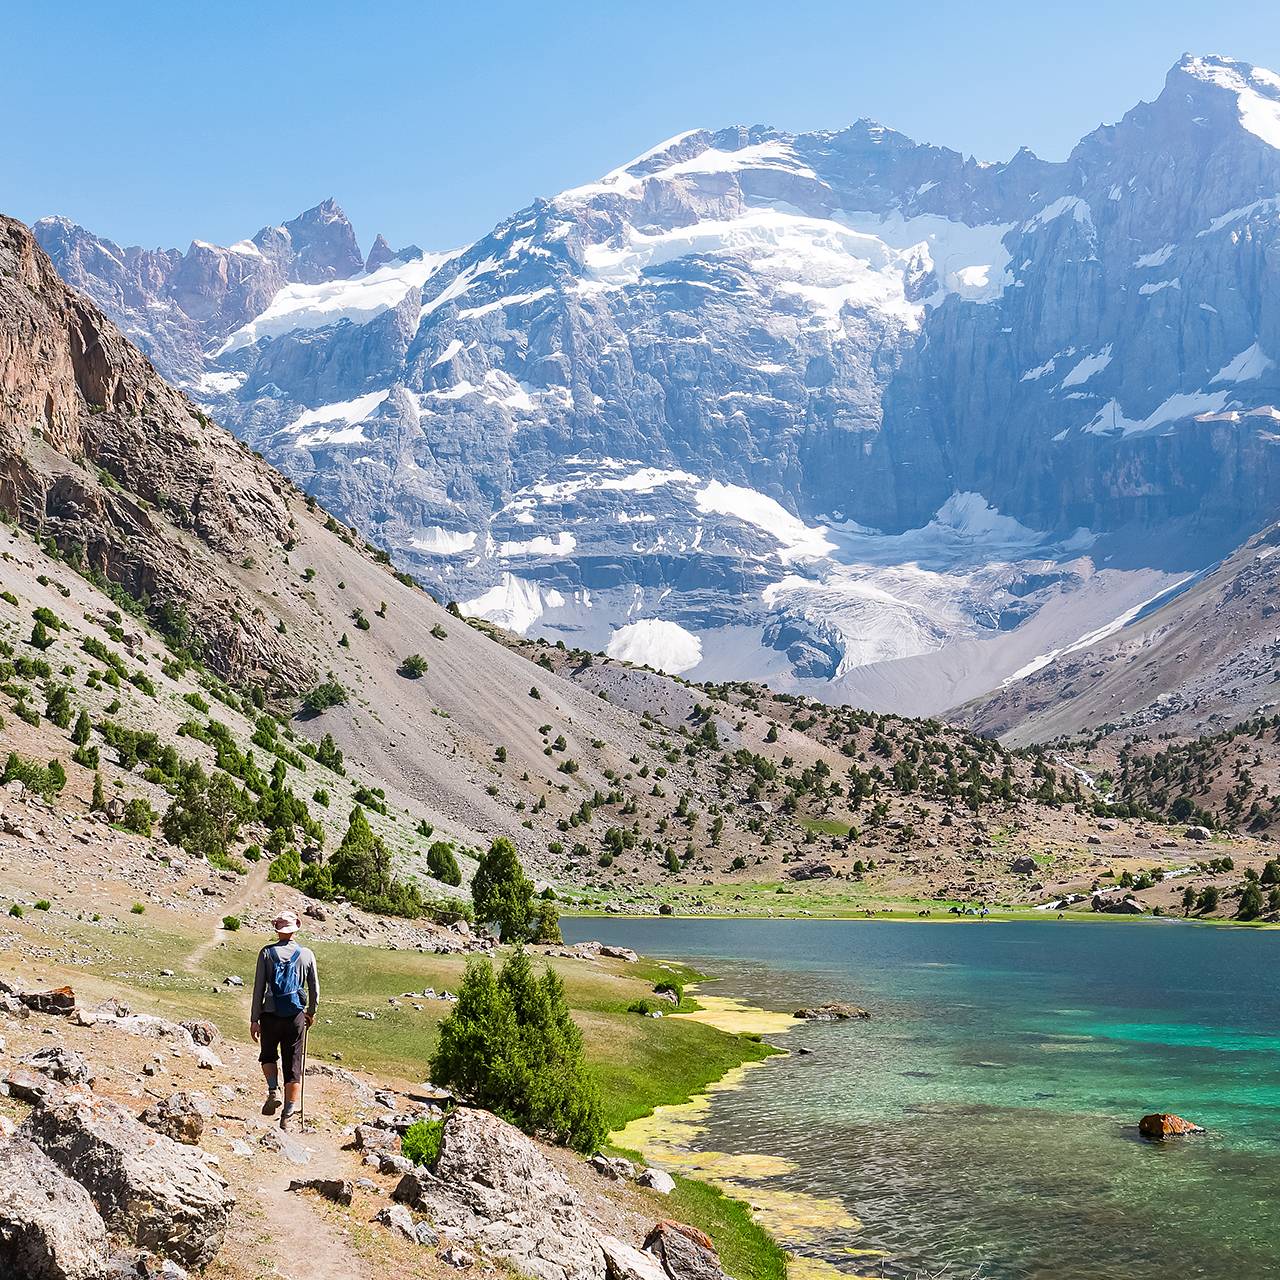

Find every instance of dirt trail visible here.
[185,857,271,976]
[237,1120,376,1280]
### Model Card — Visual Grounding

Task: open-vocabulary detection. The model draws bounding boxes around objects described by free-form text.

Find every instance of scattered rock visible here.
[1139,1113,1205,1139]
[1009,855,1037,874]
[257,1127,311,1165]
[288,1178,353,1206]
[600,1235,669,1280]
[636,1168,675,1195]
[441,1244,475,1269]
[3,1066,65,1105]
[784,861,835,882]
[353,1123,400,1153]
[19,987,77,1017]
[400,1108,605,1280]
[590,1154,636,1181]
[1184,826,1212,842]
[0,1137,110,1280]
[139,1092,211,1145]
[598,945,640,963]
[178,1021,219,1048]
[373,1203,416,1241]
[21,1047,94,1086]
[21,1092,234,1267]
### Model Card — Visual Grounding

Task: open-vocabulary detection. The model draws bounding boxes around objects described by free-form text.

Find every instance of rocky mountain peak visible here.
[364,232,397,273]
[265,197,364,284]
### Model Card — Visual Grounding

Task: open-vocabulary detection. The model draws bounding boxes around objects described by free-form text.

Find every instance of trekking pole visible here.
[299,1022,309,1133]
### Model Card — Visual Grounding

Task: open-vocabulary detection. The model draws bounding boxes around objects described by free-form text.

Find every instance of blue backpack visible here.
[266,944,307,1016]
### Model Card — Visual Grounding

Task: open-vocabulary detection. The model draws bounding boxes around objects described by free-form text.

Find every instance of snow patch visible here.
[1060,345,1113,388]
[606,619,703,674]
[462,574,565,634]
[1212,342,1274,383]
[694,481,837,562]
[411,527,477,555]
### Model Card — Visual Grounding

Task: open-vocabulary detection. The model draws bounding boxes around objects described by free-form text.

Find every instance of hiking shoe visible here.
[261,1092,281,1116]
[279,1107,298,1132]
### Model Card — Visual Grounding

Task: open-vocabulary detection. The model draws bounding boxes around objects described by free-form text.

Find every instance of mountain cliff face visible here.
[35,55,1280,716]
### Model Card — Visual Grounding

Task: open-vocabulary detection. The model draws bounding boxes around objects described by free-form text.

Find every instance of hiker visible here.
[250,911,319,1129]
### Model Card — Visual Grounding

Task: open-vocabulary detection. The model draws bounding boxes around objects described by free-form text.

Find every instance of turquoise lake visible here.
[561,918,1280,1279]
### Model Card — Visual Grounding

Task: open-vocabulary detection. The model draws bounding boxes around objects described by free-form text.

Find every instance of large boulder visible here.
[398,1108,605,1280]
[0,1137,110,1280]
[1139,1113,1205,1139]
[20,1093,233,1267]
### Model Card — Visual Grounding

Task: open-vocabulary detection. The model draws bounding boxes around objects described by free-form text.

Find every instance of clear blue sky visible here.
[5,1,1278,254]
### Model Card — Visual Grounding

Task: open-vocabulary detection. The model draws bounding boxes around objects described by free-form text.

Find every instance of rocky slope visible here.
[36,54,1280,715]
[962,519,1280,746]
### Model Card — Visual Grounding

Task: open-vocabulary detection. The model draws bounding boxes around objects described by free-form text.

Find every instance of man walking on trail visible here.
[250,911,319,1130]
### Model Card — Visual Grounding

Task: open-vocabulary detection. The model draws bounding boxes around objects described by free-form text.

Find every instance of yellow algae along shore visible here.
[615,993,887,1280]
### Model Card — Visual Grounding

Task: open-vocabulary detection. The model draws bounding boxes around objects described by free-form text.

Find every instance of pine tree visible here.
[471,837,533,941]
[91,771,106,811]
[430,949,605,1152]
[72,709,91,747]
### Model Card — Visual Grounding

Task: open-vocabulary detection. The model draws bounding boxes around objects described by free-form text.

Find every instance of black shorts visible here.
[258,1010,308,1083]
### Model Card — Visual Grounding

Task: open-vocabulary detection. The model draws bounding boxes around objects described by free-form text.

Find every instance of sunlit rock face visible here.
[39,56,1280,712]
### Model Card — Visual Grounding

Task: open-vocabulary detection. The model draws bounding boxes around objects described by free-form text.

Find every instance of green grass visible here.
[663,1175,788,1280]
[798,816,853,837]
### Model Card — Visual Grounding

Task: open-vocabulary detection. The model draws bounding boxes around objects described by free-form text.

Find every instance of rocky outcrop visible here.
[396,1108,606,1280]
[0,214,308,692]
[1139,1113,1206,1139]
[0,1138,110,1280]
[20,1093,233,1268]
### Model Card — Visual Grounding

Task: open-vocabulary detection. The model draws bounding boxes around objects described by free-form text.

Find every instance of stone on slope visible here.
[372,1202,417,1241]
[600,1236,670,1280]
[138,1093,211,1145]
[399,1107,606,1280]
[288,1178,354,1206]
[636,1168,676,1195]
[22,1047,95,1086]
[20,1093,233,1268]
[641,1222,731,1280]
[0,1137,110,1280]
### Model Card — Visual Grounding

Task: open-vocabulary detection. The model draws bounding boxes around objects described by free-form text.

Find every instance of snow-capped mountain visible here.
[36,55,1280,714]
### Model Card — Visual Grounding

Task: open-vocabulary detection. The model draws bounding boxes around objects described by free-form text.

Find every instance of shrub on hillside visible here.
[2,752,67,800]
[430,948,605,1153]
[427,840,462,886]
[161,764,249,865]
[401,1118,445,1168]
[300,680,347,716]
[399,653,428,678]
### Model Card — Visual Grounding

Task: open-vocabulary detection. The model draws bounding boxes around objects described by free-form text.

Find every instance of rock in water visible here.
[793,1003,870,1021]
[0,1137,110,1280]
[400,1107,605,1280]
[1139,1113,1206,1139]
[20,1093,233,1267]
[642,1221,731,1280]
